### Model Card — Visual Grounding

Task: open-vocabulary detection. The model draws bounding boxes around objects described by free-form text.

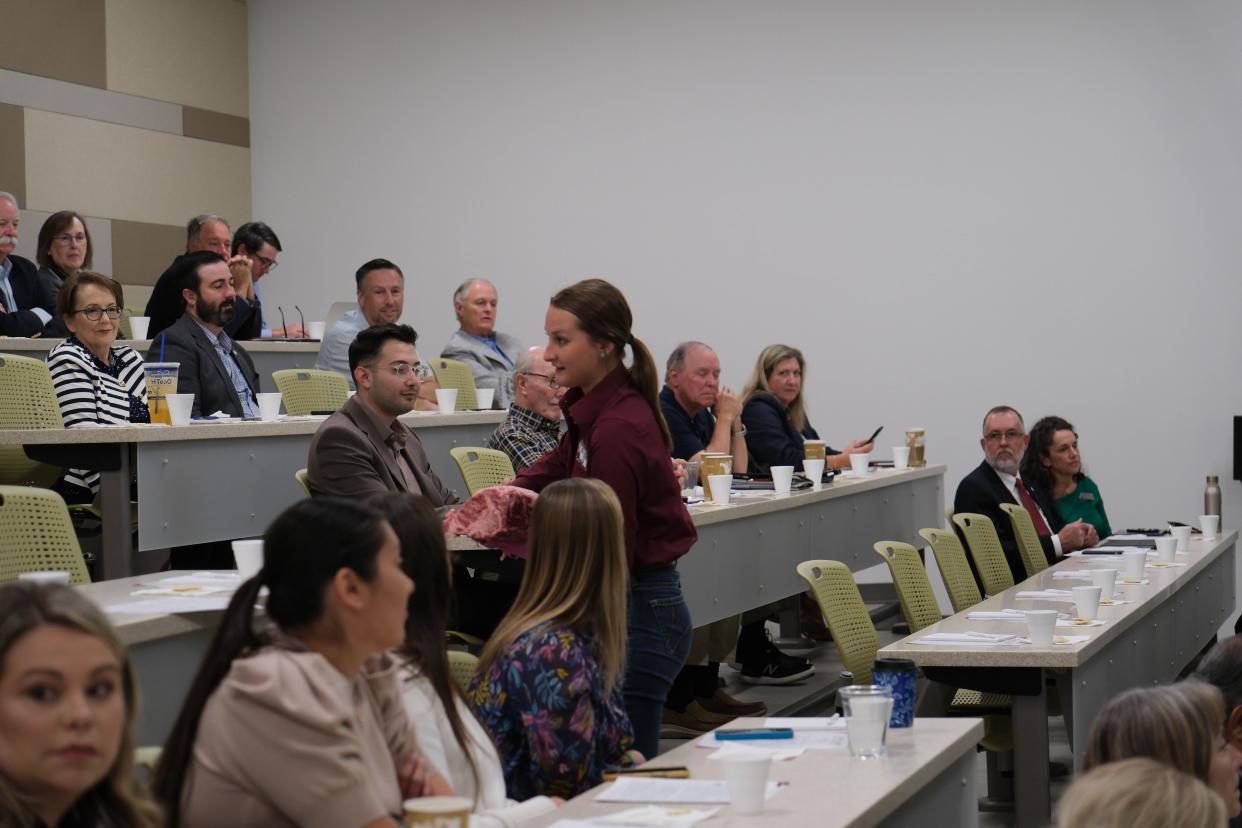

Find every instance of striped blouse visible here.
[47,336,149,497]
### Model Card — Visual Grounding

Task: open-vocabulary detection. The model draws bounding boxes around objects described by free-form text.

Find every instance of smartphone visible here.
[864,426,883,445]
[715,727,795,741]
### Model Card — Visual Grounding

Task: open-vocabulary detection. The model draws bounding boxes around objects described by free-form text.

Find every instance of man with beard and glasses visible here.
[954,404,1096,583]
[147,251,260,420]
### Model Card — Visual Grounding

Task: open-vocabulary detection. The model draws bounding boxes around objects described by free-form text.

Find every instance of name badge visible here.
[576,441,590,472]
[1078,492,1096,502]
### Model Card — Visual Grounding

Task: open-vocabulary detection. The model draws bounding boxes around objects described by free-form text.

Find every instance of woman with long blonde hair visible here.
[471,478,639,800]
[1056,757,1226,828]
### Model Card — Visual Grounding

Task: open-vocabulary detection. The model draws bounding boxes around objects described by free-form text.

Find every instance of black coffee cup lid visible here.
[874,657,916,671]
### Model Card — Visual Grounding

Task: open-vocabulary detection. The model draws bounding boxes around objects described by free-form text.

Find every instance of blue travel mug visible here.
[872,658,917,728]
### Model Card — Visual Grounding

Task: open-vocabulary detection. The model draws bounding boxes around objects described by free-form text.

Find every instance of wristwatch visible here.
[732,425,747,437]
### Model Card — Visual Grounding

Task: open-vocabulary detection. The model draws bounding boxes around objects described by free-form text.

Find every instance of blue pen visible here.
[715,728,794,741]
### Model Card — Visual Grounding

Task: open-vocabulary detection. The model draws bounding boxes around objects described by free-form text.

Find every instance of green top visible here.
[1056,476,1112,538]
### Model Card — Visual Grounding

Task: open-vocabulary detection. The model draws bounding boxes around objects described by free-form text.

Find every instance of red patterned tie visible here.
[1015,478,1052,536]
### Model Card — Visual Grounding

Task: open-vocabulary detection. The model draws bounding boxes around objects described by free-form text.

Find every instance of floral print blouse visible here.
[469,623,634,800]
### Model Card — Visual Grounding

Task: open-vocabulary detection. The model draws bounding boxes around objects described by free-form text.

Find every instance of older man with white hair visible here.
[441,278,522,409]
[0,191,54,336]
[487,346,563,470]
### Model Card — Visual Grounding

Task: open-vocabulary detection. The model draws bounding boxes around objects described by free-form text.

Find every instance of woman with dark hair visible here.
[35,211,93,312]
[740,344,872,476]
[0,582,162,828]
[46,272,148,503]
[368,493,557,828]
[1020,415,1112,538]
[152,497,449,827]
[511,278,696,759]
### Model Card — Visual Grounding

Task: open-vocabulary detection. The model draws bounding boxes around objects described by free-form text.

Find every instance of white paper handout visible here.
[595,778,784,805]
[912,632,1025,646]
[104,597,231,614]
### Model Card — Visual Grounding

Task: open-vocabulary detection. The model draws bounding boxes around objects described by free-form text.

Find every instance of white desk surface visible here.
[881,530,1237,668]
[523,717,983,828]
[78,572,229,647]
[1,338,320,353]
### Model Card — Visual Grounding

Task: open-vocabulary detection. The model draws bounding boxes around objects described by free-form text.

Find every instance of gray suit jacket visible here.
[306,396,458,506]
[146,314,260,418]
[440,329,522,410]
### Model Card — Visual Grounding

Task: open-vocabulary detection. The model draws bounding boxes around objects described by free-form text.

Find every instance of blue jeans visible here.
[625,566,693,758]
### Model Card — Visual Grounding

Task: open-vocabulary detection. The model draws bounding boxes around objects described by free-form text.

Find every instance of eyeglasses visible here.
[254,254,279,271]
[984,430,1025,443]
[385,361,433,380]
[523,372,560,389]
[54,233,87,245]
[73,305,122,321]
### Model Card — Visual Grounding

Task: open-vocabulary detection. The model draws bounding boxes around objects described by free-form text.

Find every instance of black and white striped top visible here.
[47,337,149,496]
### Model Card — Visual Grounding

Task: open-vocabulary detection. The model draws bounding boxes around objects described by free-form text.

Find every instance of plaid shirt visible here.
[488,404,563,471]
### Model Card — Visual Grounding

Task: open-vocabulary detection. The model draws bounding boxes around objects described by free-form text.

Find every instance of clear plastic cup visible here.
[770,465,795,495]
[1026,609,1058,646]
[840,685,893,759]
[143,362,180,424]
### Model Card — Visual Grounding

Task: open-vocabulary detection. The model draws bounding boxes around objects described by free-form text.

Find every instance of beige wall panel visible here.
[111,219,187,286]
[183,107,250,148]
[105,0,249,118]
[0,0,107,88]
[0,104,25,205]
[24,110,250,227]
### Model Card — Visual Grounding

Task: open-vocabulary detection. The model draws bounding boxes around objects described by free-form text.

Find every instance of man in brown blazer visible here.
[307,323,458,506]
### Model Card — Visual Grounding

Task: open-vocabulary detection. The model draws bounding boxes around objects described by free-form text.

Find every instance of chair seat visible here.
[950,689,1012,711]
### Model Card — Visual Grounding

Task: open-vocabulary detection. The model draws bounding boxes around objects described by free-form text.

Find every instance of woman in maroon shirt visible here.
[514,278,696,758]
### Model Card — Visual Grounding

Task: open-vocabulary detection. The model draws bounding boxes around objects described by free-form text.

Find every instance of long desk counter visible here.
[880,530,1238,828]
[0,410,505,577]
[1,337,321,381]
[523,717,984,828]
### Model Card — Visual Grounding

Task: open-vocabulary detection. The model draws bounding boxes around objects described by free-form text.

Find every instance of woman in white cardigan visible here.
[46,272,149,503]
[370,493,559,828]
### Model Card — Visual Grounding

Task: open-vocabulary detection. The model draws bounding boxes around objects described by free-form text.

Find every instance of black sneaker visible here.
[739,632,815,685]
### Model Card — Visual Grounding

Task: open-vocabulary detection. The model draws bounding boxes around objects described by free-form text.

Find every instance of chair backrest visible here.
[449,447,516,496]
[0,354,66,487]
[795,560,878,684]
[872,541,942,632]
[271,369,349,416]
[430,358,479,410]
[1000,502,1049,578]
[918,527,984,612]
[294,468,311,498]
[0,486,91,584]
[952,513,1015,595]
[447,649,480,692]
[322,301,356,334]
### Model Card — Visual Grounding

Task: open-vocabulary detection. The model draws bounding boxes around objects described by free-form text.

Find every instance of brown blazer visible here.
[306,396,458,506]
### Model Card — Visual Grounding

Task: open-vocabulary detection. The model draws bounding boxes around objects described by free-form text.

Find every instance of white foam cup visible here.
[708,474,733,505]
[474,388,495,409]
[1170,525,1192,552]
[165,393,194,426]
[1122,550,1147,581]
[1087,568,1118,601]
[435,388,458,414]
[128,316,150,340]
[1026,609,1059,646]
[891,446,910,469]
[722,751,772,815]
[849,453,870,475]
[256,392,282,421]
[803,458,826,490]
[1200,515,1220,540]
[770,465,795,495]
[307,321,326,339]
[232,539,264,581]
[1154,536,1178,563]
[1072,585,1102,620]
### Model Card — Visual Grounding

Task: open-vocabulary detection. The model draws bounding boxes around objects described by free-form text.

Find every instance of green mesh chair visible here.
[872,541,944,632]
[271,369,348,416]
[429,358,479,410]
[0,353,65,487]
[294,468,311,498]
[795,560,879,684]
[449,447,516,496]
[919,527,984,613]
[952,513,1015,596]
[0,486,92,584]
[447,649,480,692]
[1000,503,1050,579]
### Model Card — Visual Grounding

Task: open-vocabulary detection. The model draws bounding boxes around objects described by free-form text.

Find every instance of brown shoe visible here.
[696,688,768,718]
[660,700,737,739]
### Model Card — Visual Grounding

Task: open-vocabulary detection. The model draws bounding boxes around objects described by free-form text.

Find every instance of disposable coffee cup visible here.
[770,465,795,495]
[19,571,71,585]
[232,539,264,581]
[804,439,827,460]
[1122,550,1147,581]
[840,685,893,759]
[143,362,180,425]
[905,427,926,466]
[700,454,732,501]
[1026,609,1058,646]
[474,388,495,409]
[1087,568,1118,600]
[803,458,826,491]
[891,446,910,470]
[849,453,870,476]
[435,388,458,414]
[722,751,772,815]
[165,393,194,426]
[403,796,472,828]
[256,392,282,421]
[307,320,326,340]
[128,316,150,340]
[1072,585,1102,620]
[1200,515,1220,540]
[1170,525,1192,552]
[1154,536,1178,563]
[708,474,733,505]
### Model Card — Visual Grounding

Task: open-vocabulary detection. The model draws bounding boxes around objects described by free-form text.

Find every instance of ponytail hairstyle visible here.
[152,498,390,826]
[549,278,672,450]
[369,492,482,805]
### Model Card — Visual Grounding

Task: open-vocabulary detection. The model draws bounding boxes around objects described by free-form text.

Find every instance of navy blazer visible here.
[740,392,834,476]
[147,314,260,418]
[953,460,1064,583]
[0,254,52,336]
[145,254,261,341]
